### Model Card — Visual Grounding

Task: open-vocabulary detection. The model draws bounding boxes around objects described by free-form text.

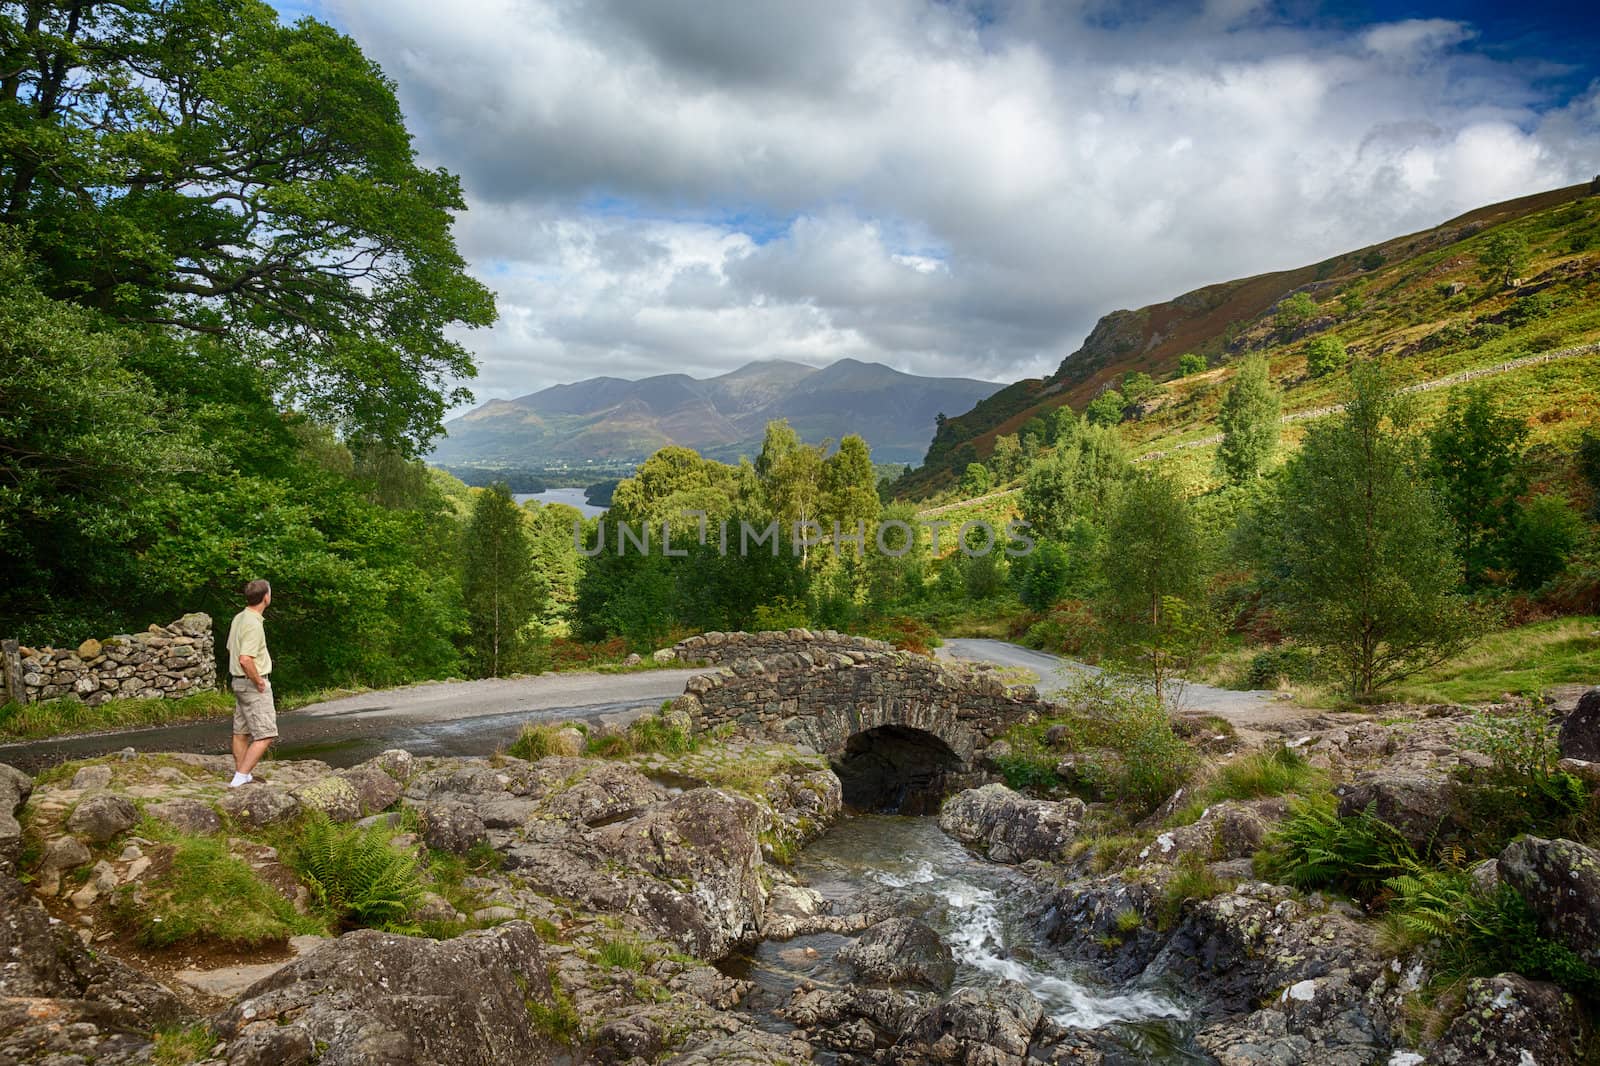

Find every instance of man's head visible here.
[244,579,272,609]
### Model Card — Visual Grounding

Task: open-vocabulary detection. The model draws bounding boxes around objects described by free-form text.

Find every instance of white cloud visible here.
[318,0,1599,410]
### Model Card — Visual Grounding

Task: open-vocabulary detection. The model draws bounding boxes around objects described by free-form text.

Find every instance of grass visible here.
[526,969,583,1045]
[111,819,320,947]
[1156,854,1235,930]
[0,690,233,742]
[151,1024,214,1065]
[1387,615,1600,703]
[506,722,584,761]
[580,712,700,759]
[1208,746,1319,803]
[593,935,650,971]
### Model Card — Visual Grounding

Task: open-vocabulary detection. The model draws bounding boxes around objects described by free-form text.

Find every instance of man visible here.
[225,579,277,787]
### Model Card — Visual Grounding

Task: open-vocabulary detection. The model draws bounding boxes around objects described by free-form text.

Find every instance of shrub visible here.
[1177,353,1207,377]
[1084,390,1126,427]
[1505,290,1555,328]
[288,814,425,930]
[625,714,697,755]
[992,751,1060,792]
[1050,674,1196,813]
[862,615,939,654]
[1244,645,1318,688]
[1304,335,1348,377]
[1275,292,1317,332]
[1458,704,1562,778]
[507,722,582,761]
[1506,494,1585,590]
[1255,795,1412,899]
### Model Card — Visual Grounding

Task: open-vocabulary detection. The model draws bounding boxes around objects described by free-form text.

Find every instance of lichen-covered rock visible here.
[1497,835,1600,966]
[839,917,956,991]
[69,764,113,791]
[293,775,364,822]
[517,757,665,825]
[337,764,403,815]
[65,791,137,842]
[365,748,417,785]
[939,783,1084,863]
[1334,769,1456,850]
[1558,687,1600,761]
[1428,973,1580,1065]
[213,922,560,1066]
[0,763,30,874]
[420,800,488,854]
[217,783,303,828]
[782,985,927,1056]
[1140,799,1280,866]
[146,797,222,836]
[889,980,1044,1065]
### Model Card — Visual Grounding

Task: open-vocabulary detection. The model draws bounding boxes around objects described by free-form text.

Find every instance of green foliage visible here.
[1254,363,1479,698]
[112,824,311,947]
[462,484,544,677]
[1507,493,1585,589]
[1085,389,1127,427]
[1579,430,1600,520]
[1031,674,1197,813]
[1097,474,1213,701]
[0,690,233,743]
[506,723,583,761]
[1215,354,1282,484]
[989,434,1024,480]
[1206,746,1318,803]
[0,0,494,449]
[1177,353,1208,377]
[151,1024,216,1066]
[993,752,1062,792]
[1304,335,1348,377]
[1157,854,1235,930]
[1020,423,1133,542]
[1459,705,1563,778]
[822,435,883,533]
[1478,229,1530,288]
[579,713,698,759]
[1009,539,1072,611]
[526,971,583,1045]
[1255,795,1413,899]
[960,462,992,497]
[594,936,650,971]
[1244,646,1319,688]
[1275,292,1318,333]
[1121,372,1158,409]
[287,814,425,930]
[1426,387,1530,584]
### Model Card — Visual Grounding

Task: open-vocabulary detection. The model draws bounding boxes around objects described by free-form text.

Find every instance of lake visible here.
[514,486,606,517]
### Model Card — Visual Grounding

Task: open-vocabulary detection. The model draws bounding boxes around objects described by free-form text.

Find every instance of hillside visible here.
[432,358,1001,466]
[897,180,1600,497]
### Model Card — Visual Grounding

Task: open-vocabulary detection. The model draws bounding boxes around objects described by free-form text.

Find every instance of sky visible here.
[272,1,1600,414]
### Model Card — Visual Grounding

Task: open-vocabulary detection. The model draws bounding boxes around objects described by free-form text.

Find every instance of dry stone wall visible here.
[4,614,216,706]
[661,629,897,666]
[670,642,1058,770]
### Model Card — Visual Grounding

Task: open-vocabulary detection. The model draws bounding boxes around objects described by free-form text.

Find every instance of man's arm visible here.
[238,655,266,692]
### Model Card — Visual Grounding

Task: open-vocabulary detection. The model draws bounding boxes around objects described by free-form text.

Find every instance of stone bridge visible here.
[667,635,1065,813]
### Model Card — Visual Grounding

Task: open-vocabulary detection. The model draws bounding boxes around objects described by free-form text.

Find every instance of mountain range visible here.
[431,358,1002,466]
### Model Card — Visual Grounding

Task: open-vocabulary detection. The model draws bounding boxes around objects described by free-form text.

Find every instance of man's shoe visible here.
[228,771,251,788]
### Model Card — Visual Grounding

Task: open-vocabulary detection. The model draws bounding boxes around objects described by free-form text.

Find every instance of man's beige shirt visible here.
[227,609,272,677]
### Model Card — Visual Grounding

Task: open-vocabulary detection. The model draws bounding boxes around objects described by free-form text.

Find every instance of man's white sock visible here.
[229,771,249,787]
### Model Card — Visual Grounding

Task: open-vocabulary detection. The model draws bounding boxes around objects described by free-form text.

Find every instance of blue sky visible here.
[269,1,1600,411]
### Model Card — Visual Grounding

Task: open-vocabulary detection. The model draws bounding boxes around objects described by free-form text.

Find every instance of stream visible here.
[726,814,1204,1063]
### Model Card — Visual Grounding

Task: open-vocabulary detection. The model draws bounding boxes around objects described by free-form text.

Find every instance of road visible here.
[0,640,1304,773]
[0,667,703,773]
[939,638,1305,729]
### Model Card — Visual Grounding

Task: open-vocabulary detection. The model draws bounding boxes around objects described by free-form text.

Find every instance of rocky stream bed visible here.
[3,688,1600,1065]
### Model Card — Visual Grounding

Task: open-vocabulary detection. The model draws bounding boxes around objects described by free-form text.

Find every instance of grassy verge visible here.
[0,690,233,743]
[1387,615,1600,704]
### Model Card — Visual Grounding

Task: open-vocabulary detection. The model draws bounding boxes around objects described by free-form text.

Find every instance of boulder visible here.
[421,800,488,854]
[69,764,113,791]
[938,784,1084,863]
[213,922,560,1066]
[65,792,138,843]
[40,835,92,875]
[365,748,417,785]
[77,638,102,659]
[524,758,665,825]
[839,917,956,991]
[890,980,1044,1065]
[1558,687,1600,761]
[0,763,31,874]
[338,764,403,815]
[293,775,363,822]
[218,783,303,828]
[1429,973,1580,1065]
[1498,835,1600,965]
[1334,770,1455,850]
[146,797,222,836]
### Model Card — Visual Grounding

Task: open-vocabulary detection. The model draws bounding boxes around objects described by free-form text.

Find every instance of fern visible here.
[289,813,424,930]
[1256,795,1413,899]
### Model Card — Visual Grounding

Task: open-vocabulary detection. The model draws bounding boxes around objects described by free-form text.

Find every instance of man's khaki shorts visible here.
[231,676,278,740]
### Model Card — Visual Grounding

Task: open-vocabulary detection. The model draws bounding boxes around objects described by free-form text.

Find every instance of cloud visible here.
[318,0,1599,410]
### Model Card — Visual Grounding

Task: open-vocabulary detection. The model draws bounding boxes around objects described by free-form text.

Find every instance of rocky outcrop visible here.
[13,613,215,705]
[938,784,1084,863]
[0,763,29,874]
[891,981,1045,1065]
[0,872,183,1064]
[839,917,956,991]
[1497,835,1600,966]
[65,791,138,842]
[1334,769,1456,850]
[1428,973,1581,1065]
[217,782,303,828]
[213,922,561,1066]
[1558,687,1600,761]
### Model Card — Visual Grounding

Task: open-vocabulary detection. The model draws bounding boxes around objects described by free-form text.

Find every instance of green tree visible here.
[960,462,991,497]
[756,420,824,558]
[990,434,1023,480]
[1257,364,1477,699]
[1121,372,1157,410]
[1097,475,1212,704]
[1478,230,1530,288]
[1010,539,1071,611]
[1275,292,1317,333]
[610,446,739,526]
[462,485,541,677]
[1052,407,1084,445]
[1020,415,1051,447]
[1579,430,1600,519]
[1506,494,1585,590]
[1085,390,1126,427]
[1215,355,1281,484]
[1425,388,1530,584]
[1305,335,1348,377]
[864,503,929,610]
[820,434,881,536]
[1177,353,1207,377]
[527,502,584,630]
[1020,424,1133,542]
[0,0,495,450]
